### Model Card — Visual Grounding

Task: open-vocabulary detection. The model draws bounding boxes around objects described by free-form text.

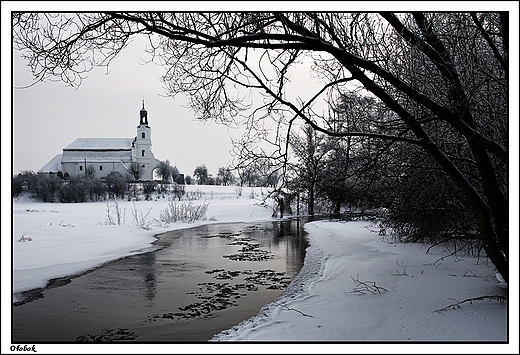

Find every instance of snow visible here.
[9,185,272,299]
[3,185,518,354]
[37,153,62,173]
[63,137,134,150]
[212,222,510,343]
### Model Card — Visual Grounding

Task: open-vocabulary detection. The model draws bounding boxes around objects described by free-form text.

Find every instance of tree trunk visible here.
[308,184,315,215]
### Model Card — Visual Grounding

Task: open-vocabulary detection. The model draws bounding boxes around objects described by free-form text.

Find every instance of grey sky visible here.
[7,4,518,181]
[12,35,241,177]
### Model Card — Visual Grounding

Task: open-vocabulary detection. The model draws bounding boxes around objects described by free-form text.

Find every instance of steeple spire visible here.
[140,98,148,125]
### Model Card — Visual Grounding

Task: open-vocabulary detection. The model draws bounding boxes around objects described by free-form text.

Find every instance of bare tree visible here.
[217,166,235,186]
[86,164,96,178]
[128,162,144,181]
[13,12,509,282]
[156,160,173,182]
[288,124,328,215]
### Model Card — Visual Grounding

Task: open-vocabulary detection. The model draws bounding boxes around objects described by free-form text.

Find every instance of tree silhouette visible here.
[13,12,509,282]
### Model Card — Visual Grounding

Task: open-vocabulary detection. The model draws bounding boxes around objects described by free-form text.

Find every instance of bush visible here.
[29,173,61,202]
[12,174,25,197]
[104,171,128,198]
[142,181,156,199]
[89,177,107,201]
[57,175,87,202]
[159,200,209,223]
[172,183,185,200]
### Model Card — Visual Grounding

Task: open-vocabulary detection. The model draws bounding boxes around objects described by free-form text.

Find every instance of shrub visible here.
[57,175,87,202]
[159,200,209,223]
[105,198,125,226]
[104,171,128,198]
[142,180,156,199]
[12,174,24,197]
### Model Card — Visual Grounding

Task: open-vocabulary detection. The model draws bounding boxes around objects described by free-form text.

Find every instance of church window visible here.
[142,132,145,139]
[142,150,145,157]
[99,166,103,171]
[79,166,83,171]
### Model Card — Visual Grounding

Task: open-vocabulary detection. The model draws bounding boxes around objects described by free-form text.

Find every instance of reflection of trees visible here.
[271,219,308,276]
[137,252,157,303]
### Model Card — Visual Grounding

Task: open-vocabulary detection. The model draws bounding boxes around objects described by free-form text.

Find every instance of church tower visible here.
[134,100,156,180]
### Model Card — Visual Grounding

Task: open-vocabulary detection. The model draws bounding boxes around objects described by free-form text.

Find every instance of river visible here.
[12,219,307,342]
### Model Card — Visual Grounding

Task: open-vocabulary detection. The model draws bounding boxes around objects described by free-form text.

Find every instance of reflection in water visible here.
[12,219,308,342]
[139,252,157,303]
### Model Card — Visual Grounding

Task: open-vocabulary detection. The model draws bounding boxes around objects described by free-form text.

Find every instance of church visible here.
[39,101,163,181]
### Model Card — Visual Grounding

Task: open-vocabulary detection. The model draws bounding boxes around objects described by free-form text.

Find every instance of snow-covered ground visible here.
[3,185,518,354]
[9,185,273,298]
[213,222,511,344]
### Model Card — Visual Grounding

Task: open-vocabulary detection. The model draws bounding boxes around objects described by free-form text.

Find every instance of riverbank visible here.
[212,221,512,350]
[4,185,518,353]
[9,185,273,300]
[12,220,307,343]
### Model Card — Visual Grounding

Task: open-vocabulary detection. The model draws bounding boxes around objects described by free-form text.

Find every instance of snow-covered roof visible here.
[61,150,132,163]
[38,154,62,173]
[63,138,133,151]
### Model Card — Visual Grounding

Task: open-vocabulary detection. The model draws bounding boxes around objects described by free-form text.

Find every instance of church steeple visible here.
[140,99,148,125]
[134,99,157,181]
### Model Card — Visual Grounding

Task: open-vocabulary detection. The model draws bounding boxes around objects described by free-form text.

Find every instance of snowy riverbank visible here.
[4,185,518,353]
[213,221,509,344]
[9,185,273,299]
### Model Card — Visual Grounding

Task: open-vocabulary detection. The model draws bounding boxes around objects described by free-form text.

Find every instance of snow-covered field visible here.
[9,185,273,298]
[3,185,518,354]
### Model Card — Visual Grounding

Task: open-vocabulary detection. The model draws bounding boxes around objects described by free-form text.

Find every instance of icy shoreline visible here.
[211,222,327,340]
[10,186,274,299]
[211,220,509,344]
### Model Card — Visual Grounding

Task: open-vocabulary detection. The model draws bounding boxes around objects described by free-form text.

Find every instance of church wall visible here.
[61,160,132,179]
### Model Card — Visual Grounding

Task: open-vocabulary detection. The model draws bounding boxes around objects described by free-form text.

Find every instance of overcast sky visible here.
[5,4,518,181]
[11,34,244,177]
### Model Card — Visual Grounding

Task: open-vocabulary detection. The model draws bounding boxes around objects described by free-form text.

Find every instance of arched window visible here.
[142,150,145,157]
[142,132,145,139]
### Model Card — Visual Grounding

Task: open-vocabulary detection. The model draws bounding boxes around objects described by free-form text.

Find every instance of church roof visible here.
[63,138,133,151]
[38,154,62,173]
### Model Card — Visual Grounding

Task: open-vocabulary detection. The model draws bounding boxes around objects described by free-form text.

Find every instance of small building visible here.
[39,101,163,181]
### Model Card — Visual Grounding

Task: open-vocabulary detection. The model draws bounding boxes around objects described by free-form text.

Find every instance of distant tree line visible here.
[188,163,278,188]
[12,160,185,202]
[13,170,126,202]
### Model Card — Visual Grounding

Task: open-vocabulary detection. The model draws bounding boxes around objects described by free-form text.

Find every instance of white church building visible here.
[39,102,162,181]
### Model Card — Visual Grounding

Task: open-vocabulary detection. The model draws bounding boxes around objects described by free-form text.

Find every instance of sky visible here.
[11,35,241,177]
[7,10,324,178]
[5,3,519,181]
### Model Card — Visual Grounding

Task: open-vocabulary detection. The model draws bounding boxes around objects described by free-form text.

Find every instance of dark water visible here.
[12,219,307,342]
